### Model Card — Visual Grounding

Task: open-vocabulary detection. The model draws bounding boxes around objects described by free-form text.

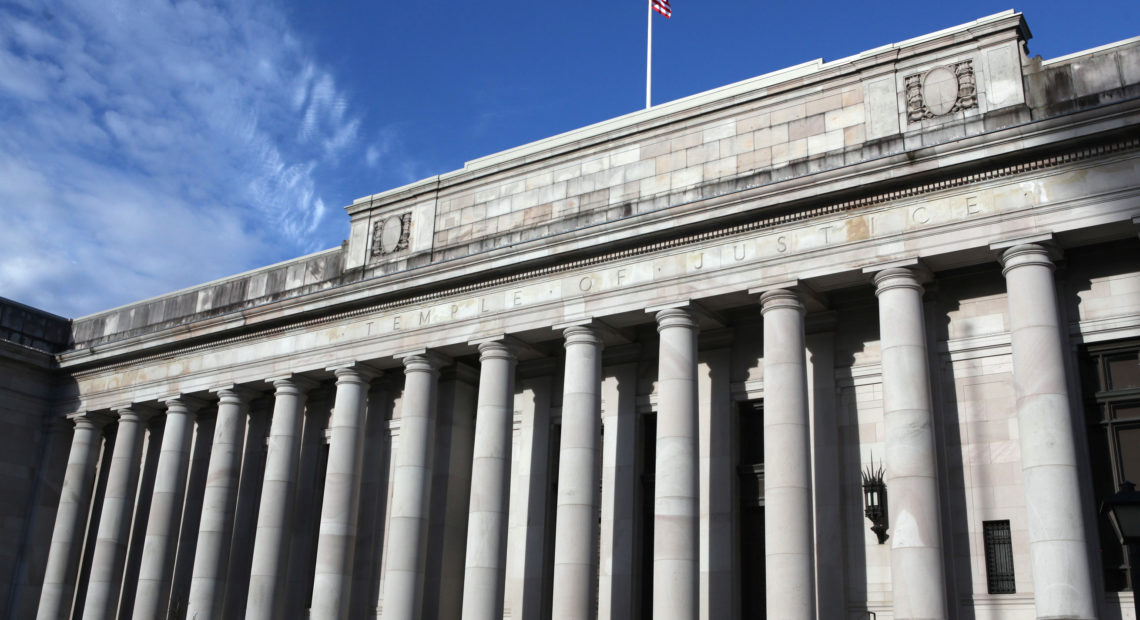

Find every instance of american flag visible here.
[652,0,671,18]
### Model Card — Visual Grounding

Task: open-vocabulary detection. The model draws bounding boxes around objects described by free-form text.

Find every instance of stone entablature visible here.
[64,12,1140,356]
[61,139,1140,412]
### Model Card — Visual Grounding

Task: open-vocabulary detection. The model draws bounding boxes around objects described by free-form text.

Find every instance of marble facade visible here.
[3,11,1140,620]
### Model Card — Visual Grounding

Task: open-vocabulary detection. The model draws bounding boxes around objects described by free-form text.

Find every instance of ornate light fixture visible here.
[862,457,889,544]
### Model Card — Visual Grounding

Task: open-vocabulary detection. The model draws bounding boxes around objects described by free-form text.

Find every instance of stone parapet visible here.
[0,297,70,354]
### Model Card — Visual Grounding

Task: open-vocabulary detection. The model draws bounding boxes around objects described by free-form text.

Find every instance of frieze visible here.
[905,60,978,123]
[370,190,993,336]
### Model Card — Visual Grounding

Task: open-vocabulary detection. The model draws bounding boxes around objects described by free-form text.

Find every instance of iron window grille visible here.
[983,520,1016,594]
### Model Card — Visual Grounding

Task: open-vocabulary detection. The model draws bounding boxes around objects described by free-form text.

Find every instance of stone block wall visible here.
[1025,38,1140,118]
[0,298,70,353]
[0,339,67,617]
[421,84,870,264]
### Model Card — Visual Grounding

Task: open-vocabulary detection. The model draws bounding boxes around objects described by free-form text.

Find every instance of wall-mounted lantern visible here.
[1102,480,1140,620]
[862,458,889,544]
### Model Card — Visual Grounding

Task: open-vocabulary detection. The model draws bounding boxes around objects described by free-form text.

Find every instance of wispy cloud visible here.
[362,125,426,189]
[0,0,363,317]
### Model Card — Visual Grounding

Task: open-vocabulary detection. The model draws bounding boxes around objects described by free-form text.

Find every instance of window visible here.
[983,520,1015,594]
[1081,341,1140,591]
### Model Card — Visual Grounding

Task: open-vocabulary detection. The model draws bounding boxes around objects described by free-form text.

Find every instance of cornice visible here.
[0,339,57,369]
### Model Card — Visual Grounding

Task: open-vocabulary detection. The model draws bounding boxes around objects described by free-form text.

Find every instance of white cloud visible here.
[0,0,363,317]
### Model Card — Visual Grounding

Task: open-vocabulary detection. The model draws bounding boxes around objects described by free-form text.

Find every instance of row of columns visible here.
[868,244,1097,620]
[36,243,1096,620]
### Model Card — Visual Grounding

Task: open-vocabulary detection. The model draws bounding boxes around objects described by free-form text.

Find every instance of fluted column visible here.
[382,353,442,620]
[872,267,947,620]
[133,397,201,620]
[652,309,699,620]
[551,325,603,619]
[186,386,252,619]
[1000,244,1096,619]
[461,341,517,620]
[83,406,151,619]
[312,366,377,620]
[759,289,816,620]
[38,414,107,620]
[245,376,317,620]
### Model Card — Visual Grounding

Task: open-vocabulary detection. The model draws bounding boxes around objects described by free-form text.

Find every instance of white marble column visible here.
[551,325,603,620]
[653,308,699,620]
[1000,244,1096,620]
[245,375,316,620]
[186,386,252,619]
[133,397,201,620]
[312,366,376,620]
[83,406,151,620]
[872,267,947,620]
[382,353,442,620]
[38,414,107,620]
[759,289,816,620]
[461,341,517,620]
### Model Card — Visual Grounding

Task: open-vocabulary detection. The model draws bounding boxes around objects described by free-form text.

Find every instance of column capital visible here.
[111,404,157,423]
[750,279,828,313]
[67,411,112,430]
[999,243,1058,276]
[654,307,698,332]
[266,373,321,394]
[478,340,517,363]
[398,350,448,375]
[759,288,804,315]
[645,300,727,328]
[988,232,1055,253]
[161,394,208,415]
[327,364,382,385]
[871,267,925,297]
[562,324,603,347]
[209,384,259,406]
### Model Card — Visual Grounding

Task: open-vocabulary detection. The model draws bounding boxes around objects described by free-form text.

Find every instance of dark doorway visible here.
[738,400,766,619]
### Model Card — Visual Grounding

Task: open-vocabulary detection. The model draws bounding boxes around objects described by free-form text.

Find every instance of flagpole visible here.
[646,0,652,109]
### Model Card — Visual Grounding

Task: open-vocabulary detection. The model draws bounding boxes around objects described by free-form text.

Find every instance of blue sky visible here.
[1,0,1137,318]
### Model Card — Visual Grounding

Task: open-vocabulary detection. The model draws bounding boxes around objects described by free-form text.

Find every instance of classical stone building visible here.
[3,11,1139,620]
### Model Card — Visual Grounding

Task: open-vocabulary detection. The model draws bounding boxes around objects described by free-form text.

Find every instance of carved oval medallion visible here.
[381,215,403,252]
[922,67,959,116]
